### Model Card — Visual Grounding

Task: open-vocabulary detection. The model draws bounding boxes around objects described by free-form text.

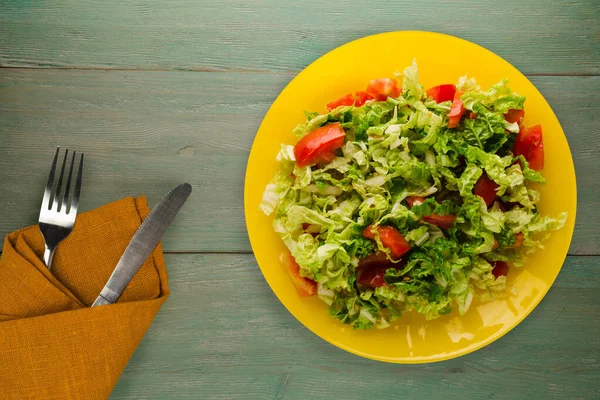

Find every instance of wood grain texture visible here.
[0,1,598,398]
[1,0,599,75]
[108,254,600,399]
[1,70,598,254]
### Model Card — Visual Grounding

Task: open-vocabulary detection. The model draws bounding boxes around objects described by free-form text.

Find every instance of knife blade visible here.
[92,183,192,307]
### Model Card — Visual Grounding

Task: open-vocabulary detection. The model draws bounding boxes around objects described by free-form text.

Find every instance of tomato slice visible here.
[527,145,544,170]
[406,196,426,208]
[356,252,406,288]
[425,84,456,103]
[357,252,390,269]
[357,253,407,288]
[363,225,411,260]
[357,264,389,288]
[492,261,509,278]
[362,225,379,241]
[280,253,317,296]
[514,125,544,170]
[293,123,346,167]
[354,90,375,107]
[473,172,499,207]
[527,135,544,171]
[326,91,375,111]
[326,94,354,111]
[317,150,336,165]
[366,78,401,101]
[504,109,525,126]
[513,131,526,158]
[447,90,465,128]
[422,214,456,229]
[357,253,390,288]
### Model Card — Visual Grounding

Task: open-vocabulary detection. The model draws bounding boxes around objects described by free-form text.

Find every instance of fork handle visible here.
[43,245,56,269]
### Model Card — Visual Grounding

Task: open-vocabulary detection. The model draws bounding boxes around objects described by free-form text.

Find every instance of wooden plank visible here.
[0,70,598,254]
[109,254,599,399]
[0,0,598,75]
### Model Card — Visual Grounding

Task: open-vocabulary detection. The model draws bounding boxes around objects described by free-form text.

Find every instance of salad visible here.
[260,61,567,330]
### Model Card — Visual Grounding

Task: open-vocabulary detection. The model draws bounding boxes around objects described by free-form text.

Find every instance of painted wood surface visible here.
[0,0,598,398]
[1,0,598,75]
[0,70,598,254]
[109,254,599,399]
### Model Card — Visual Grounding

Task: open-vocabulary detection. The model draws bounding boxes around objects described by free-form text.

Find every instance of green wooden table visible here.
[1,1,599,398]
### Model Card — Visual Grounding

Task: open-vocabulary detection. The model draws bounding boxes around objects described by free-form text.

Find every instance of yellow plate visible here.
[244,31,577,363]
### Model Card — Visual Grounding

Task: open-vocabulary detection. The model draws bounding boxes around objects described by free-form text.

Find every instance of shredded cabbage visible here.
[260,62,567,329]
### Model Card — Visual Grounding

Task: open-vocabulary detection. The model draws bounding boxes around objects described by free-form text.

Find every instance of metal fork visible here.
[38,147,84,269]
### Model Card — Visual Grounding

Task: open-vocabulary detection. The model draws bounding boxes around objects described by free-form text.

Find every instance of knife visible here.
[92,183,192,307]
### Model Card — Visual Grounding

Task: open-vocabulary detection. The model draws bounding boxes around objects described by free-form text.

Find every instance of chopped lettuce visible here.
[261,62,567,329]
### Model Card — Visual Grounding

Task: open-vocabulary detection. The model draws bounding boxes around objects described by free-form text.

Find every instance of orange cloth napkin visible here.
[0,196,170,399]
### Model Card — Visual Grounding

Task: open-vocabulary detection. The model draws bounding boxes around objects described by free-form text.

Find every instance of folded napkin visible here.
[0,196,170,399]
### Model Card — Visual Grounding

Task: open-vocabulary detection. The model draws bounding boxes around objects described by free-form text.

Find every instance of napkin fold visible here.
[0,196,170,399]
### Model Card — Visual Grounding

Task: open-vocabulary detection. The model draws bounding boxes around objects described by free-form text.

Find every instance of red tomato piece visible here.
[425,84,457,103]
[281,253,317,296]
[447,91,466,128]
[374,226,411,259]
[357,253,407,288]
[363,225,411,260]
[326,91,375,111]
[513,132,526,158]
[357,264,390,288]
[504,109,525,126]
[406,196,426,208]
[527,147,544,170]
[366,78,401,101]
[422,214,456,229]
[293,123,346,167]
[525,125,544,171]
[317,150,336,165]
[514,125,544,170]
[492,261,509,278]
[326,93,354,111]
[473,172,499,207]
[468,112,478,120]
[357,252,390,269]
[362,224,377,240]
[354,90,375,107]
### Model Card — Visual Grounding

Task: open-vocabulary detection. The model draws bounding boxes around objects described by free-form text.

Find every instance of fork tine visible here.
[53,149,69,211]
[42,147,60,210]
[62,151,76,213]
[70,153,84,215]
